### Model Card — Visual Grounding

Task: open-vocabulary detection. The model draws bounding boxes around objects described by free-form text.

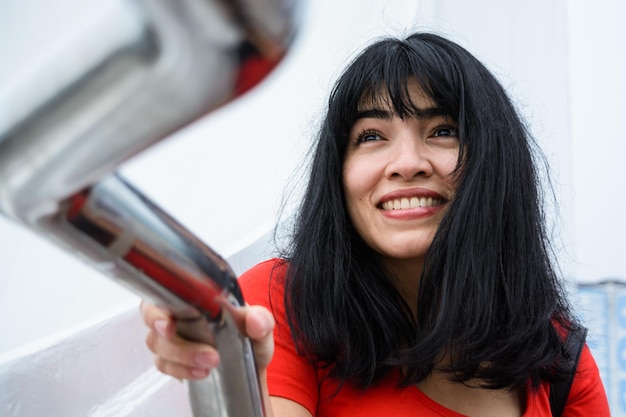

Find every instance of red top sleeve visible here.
[561,343,610,416]
[238,259,319,415]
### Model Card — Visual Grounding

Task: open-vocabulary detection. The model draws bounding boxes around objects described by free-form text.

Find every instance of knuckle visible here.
[153,356,167,373]
[140,300,153,320]
[145,332,156,352]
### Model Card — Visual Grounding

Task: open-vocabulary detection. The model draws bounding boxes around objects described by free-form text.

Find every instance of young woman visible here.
[141,32,609,416]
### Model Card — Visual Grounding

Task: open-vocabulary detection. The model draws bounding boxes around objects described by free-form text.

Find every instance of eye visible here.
[432,125,458,138]
[356,129,384,143]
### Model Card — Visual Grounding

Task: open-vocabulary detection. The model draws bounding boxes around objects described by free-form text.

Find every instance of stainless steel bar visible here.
[58,175,265,416]
[0,0,303,415]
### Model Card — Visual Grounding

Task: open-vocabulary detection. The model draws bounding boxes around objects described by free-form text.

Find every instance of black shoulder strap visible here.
[549,327,588,417]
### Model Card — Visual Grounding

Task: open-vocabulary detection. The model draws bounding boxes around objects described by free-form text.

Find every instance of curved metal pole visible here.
[62,176,265,417]
[0,0,304,416]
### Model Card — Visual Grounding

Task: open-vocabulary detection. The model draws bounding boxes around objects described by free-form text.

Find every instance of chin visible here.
[379,245,429,261]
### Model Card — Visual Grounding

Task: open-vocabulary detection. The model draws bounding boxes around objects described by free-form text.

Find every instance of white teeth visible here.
[382,197,442,210]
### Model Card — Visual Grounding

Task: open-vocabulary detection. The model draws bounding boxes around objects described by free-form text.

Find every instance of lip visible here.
[378,187,446,205]
[377,187,447,219]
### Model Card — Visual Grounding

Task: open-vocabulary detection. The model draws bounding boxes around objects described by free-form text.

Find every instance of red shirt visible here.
[239,259,610,416]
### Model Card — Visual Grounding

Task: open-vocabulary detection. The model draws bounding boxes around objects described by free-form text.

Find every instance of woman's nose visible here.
[384,137,433,180]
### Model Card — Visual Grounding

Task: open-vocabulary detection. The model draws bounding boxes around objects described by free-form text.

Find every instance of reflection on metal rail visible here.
[0,0,303,416]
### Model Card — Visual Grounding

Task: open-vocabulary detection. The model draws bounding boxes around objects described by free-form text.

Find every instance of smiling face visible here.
[343,83,460,276]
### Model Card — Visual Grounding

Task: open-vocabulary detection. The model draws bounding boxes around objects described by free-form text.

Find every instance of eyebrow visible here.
[355,107,449,121]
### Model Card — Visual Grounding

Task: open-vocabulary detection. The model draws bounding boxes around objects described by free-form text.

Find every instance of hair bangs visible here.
[330,37,463,143]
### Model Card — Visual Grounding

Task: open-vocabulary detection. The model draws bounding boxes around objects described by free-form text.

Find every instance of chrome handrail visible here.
[0,0,303,416]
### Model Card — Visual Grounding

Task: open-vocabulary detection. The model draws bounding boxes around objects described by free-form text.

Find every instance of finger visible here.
[140,300,176,338]
[214,300,275,370]
[146,330,220,369]
[245,306,275,370]
[216,300,274,339]
[245,305,275,340]
[153,355,211,380]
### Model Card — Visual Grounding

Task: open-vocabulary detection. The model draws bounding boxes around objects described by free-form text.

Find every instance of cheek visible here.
[440,148,460,172]
[343,161,373,225]
[343,158,376,197]
[437,150,461,192]
[342,161,356,199]
[342,177,361,221]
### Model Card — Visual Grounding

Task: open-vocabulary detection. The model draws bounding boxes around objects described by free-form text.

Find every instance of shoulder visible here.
[562,343,610,416]
[238,258,288,289]
[527,344,609,416]
[239,258,289,281]
[238,258,289,309]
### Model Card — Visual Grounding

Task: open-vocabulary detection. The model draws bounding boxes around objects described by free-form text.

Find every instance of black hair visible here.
[280,32,578,391]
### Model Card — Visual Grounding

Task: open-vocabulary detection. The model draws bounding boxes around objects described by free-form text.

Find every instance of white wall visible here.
[0,0,624,369]
[567,0,626,283]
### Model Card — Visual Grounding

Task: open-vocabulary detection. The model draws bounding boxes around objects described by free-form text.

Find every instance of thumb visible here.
[245,305,275,370]
[216,300,276,370]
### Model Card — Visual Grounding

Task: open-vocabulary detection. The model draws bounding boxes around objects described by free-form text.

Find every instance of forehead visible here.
[356,79,436,112]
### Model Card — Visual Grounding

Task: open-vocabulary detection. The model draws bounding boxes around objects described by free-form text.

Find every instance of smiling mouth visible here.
[380,197,444,210]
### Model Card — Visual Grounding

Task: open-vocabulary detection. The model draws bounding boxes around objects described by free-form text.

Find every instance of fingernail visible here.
[154,319,168,337]
[196,352,219,367]
[191,368,208,379]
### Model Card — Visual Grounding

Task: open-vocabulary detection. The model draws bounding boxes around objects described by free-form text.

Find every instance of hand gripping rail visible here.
[0,0,302,416]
